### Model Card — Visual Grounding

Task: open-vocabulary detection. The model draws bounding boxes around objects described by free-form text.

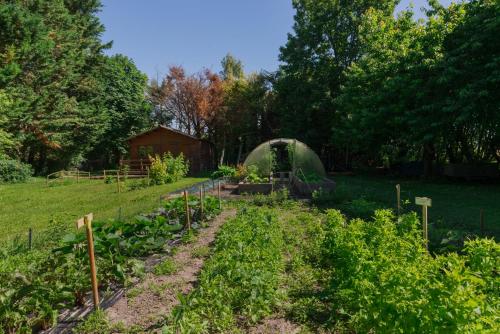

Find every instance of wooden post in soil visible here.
[76,213,99,309]
[218,181,222,210]
[116,171,121,193]
[28,228,32,250]
[480,209,485,236]
[76,168,80,183]
[103,169,106,181]
[184,190,191,231]
[415,197,432,251]
[396,184,401,216]
[200,186,204,219]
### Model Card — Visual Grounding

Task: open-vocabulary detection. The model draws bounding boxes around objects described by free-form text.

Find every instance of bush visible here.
[0,158,32,183]
[322,209,500,333]
[211,165,237,180]
[149,152,189,185]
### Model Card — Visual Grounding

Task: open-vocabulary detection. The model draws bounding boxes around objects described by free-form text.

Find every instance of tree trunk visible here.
[423,143,435,178]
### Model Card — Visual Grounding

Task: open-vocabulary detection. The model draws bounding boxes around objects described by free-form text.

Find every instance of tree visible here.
[337,0,500,175]
[275,0,400,167]
[220,53,244,81]
[0,0,110,172]
[151,66,224,138]
[88,55,151,165]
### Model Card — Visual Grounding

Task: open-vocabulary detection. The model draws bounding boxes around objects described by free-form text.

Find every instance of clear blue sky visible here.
[98,0,453,79]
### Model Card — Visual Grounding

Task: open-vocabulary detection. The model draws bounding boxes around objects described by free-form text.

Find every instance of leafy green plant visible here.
[244,165,267,184]
[321,209,500,333]
[211,165,237,180]
[167,207,285,332]
[154,258,177,276]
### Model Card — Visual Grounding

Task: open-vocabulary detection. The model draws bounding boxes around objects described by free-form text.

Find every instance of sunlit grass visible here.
[0,177,206,241]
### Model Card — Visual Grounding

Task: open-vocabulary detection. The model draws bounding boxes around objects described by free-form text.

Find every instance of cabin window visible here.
[138,145,154,158]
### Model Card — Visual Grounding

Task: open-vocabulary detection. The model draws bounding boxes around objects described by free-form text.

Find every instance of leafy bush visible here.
[244,165,268,184]
[322,209,500,333]
[338,198,381,220]
[250,188,292,207]
[211,165,237,180]
[149,152,189,185]
[0,158,32,183]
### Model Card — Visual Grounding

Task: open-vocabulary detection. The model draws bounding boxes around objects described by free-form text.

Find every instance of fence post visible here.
[117,171,121,193]
[200,186,204,219]
[217,181,221,210]
[184,190,191,231]
[28,228,32,250]
[77,168,80,183]
[480,209,484,236]
[76,213,100,310]
[415,197,432,251]
[396,184,401,216]
[103,169,106,181]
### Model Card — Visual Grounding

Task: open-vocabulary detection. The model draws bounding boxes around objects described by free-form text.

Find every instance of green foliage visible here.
[0,193,221,332]
[338,198,381,220]
[73,309,111,334]
[167,208,285,332]
[0,158,32,183]
[297,172,322,184]
[210,165,237,180]
[321,209,500,332]
[149,153,189,185]
[244,165,267,184]
[250,188,292,207]
[154,258,177,276]
[336,0,500,169]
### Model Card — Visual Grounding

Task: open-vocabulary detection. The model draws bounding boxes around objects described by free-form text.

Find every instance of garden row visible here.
[159,200,499,333]
[0,194,222,334]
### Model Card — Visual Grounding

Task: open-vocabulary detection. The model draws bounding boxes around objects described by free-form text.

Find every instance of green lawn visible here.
[0,177,206,242]
[333,174,500,238]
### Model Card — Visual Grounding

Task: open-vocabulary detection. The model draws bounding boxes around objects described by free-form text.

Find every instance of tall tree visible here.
[89,55,151,165]
[151,66,224,138]
[0,0,110,172]
[275,0,400,166]
[220,53,244,81]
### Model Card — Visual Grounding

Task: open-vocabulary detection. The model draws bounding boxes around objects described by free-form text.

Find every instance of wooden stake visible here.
[117,172,121,193]
[200,186,204,219]
[77,168,80,183]
[28,228,32,250]
[76,213,99,309]
[103,169,106,181]
[217,181,221,210]
[184,190,191,230]
[396,184,401,216]
[415,197,432,251]
[480,209,484,236]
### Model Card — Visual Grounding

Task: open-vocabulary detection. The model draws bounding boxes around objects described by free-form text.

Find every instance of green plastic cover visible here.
[243,138,326,177]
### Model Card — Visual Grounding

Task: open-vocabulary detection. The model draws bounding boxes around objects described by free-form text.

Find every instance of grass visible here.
[332,174,500,238]
[0,177,206,242]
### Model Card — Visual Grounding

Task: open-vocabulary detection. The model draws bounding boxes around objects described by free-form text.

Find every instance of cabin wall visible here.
[128,128,214,174]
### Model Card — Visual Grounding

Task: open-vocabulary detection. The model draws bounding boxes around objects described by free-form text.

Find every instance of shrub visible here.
[322,209,500,333]
[211,165,237,180]
[149,152,189,185]
[0,158,32,183]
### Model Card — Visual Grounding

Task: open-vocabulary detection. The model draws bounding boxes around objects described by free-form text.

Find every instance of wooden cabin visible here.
[126,126,215,174]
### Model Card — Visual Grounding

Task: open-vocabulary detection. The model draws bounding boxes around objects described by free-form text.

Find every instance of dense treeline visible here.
[0,0,498,176]
[0,0,150,173]
[273,0,499,173]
